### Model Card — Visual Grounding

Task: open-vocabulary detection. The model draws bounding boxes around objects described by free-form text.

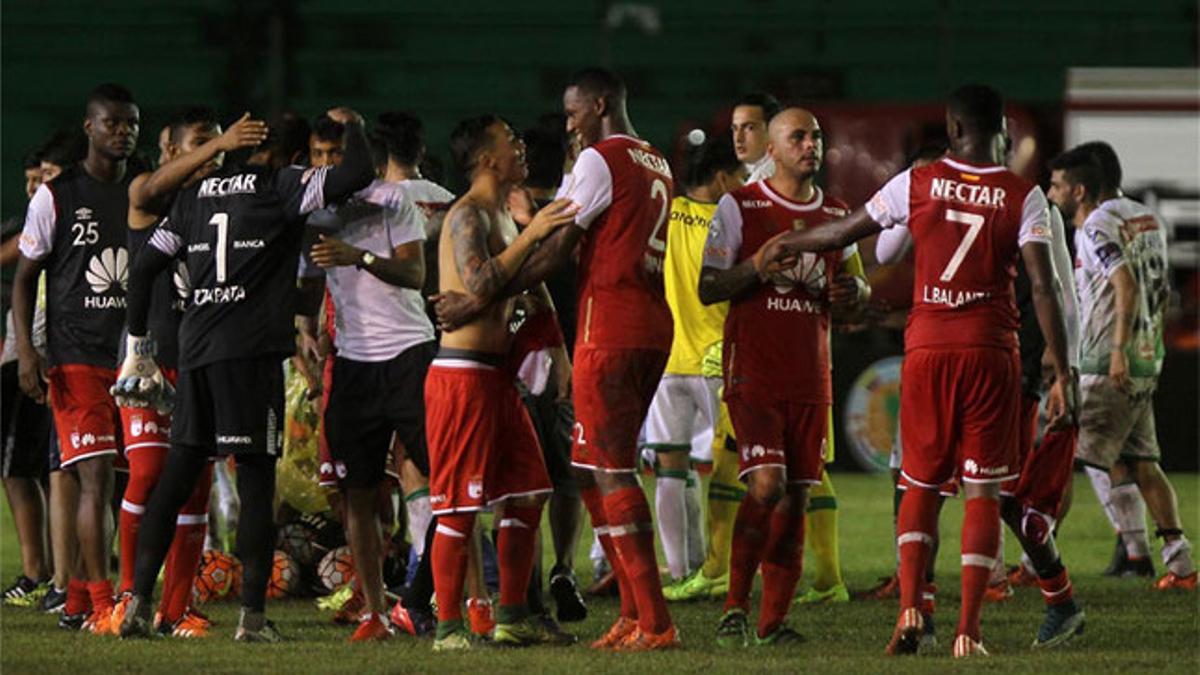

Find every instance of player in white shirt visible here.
[731,93,781,185]
[1048,144,1196,591]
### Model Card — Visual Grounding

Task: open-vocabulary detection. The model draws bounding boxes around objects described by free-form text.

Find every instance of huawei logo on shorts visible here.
[85,247,128,294]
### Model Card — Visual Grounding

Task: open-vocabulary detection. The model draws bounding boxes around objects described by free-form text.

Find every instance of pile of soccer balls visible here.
[193,512,354,603]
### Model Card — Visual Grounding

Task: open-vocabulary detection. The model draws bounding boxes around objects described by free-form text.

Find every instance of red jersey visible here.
[558,134,673,352]
[702,181,854,404]
[866,156,1051,352]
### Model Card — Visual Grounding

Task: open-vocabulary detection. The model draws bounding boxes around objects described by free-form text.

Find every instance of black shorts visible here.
[325,341,435,488]
[1,362,50,478]
[521,385,577,496]
[172,356,285,457]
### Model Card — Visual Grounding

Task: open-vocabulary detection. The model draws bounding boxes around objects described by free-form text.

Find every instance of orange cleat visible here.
[109,594,133,635]
[466,597,495,637]
[169,608,212,638]
[1007,564,1038,588]
[984,579,1013,603]
[613,624,681,652]
[349,613,394,642]
[1154,571,1198,591]
[885,607,924,655]
[333,586,366,625]
[83,606,117,635]
[590,616,637,649]
[854,574,900,601]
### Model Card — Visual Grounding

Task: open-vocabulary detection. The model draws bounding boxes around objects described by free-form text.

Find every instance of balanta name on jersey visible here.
[197,173,259,198]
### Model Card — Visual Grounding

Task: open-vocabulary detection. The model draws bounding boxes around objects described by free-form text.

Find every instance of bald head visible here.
[768,107,823,180]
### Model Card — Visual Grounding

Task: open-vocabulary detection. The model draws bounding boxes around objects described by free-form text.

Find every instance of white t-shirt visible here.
[302,179,435,362]
[745,154,776,184]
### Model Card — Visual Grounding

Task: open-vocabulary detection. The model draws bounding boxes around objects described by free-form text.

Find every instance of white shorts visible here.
[641,374,721,464]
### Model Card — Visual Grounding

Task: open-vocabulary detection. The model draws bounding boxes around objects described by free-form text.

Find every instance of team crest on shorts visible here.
[130,415,144,437]
[468,478,484,500]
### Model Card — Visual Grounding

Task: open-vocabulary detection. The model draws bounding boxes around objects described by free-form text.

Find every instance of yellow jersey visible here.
[664,196,728,375]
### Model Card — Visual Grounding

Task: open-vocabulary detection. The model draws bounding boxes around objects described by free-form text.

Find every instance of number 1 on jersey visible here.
[209,212,229,282]
[939,209,985,282]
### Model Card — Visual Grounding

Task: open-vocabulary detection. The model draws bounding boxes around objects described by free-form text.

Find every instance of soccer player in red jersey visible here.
[760,85,1076,658]
[425,115,577,650]
[13,84,140,634]
[698,108,867,646]
[432,68,680,651]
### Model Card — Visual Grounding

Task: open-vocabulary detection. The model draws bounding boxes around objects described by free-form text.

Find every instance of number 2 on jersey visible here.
[939,209,985,282]
[209,212,229,282]
[647,179,669,253]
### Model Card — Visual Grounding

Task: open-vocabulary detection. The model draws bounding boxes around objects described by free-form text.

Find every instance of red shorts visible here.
[47,364,122,469]
[425,360,551,514]
[120,368,177,457]
[1003,395,1076,518]
[317,355,336,487]
[727,392,826,485]
[899,348,1020,488]
[571,348,667,473]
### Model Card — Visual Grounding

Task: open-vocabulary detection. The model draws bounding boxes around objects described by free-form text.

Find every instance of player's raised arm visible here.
[698,192,787,305]
[1019,189,1075,430]
[130,113,268,219]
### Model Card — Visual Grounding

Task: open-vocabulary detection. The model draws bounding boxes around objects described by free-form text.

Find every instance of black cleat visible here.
[549,566,587,623]
[1033,602,1085,648]
[1102,534,1128,577]
[119,595,155,639]
[39,587,67,614]
[58,611,88,631]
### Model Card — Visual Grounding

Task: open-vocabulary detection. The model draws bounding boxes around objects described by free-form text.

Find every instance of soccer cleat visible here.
[1007,564,1038,588]
[169,608,213,638]
[536,614,579,646]
[84,606,118,635]
[612,624,681,652]
[664,569,729,602]
[590,616,637,649]
[919,613,938,651]
[466,597,495,637]
[715,608,750,648]
[109,593,133,635]
[119,595,154,639]
[854,574,900,601]
[755,624,805,646]
[432,630,473,652]
[350,613,395,642]
[389,599,435,637]
[1124,556,1156,578]
[1032,603,1085,648]
[492,616,546,647]
[885,607,924,655]
[984,578,1013,603]
[316,584,354,612]
[795,583,850,605]
[549,567,588,622]
[59,611,89,631]
[3,575,49,607]
[234,609,283,643]
[1101,534,1129,577]
[39,586,67,613]
[952,633,989,658]
[1154,571,1198,591]
[332,586,366,625]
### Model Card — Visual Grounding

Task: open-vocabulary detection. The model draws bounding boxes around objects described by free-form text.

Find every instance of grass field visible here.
[1,471,1197,674]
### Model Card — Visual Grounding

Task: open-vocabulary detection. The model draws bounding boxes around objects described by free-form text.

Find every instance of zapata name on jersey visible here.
[930,176,1006,208]
[197,173,258,199]
[192,284,246,305]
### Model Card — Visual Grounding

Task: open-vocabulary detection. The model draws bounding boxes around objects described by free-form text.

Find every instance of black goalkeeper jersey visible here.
[127,222,187,369]
[149,162,332,370]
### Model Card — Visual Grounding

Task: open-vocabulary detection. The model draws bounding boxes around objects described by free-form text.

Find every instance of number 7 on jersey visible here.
[940,209,985,282]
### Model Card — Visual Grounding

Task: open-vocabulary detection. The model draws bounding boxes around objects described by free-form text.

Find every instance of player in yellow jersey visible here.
[640,135,746,597]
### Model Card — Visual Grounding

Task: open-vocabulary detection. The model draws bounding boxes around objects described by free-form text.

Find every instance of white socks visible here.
[1110,482,1151,559]
[1161,536,1196,577]
[655,473,689,581]
[685,469,705,573]
[404,490,432,559]
[1085,465,1121,531]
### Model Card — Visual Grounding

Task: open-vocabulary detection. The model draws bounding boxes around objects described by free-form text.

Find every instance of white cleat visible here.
[952,633,989,658]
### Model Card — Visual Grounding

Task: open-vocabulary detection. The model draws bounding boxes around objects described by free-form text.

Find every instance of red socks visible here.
[758,502,805,638]
[87,578,114,613]
[496,504,542,613]
[1037,567,1074,606]
[65,578,91,616]
[118,447,169,594]
[896,487,940,612]
[582,485,637,620]
[725,494,772,612]
[159,463,213,623]
[431,513,473,624]
[603,486,671,634]
[958,496,1001,641]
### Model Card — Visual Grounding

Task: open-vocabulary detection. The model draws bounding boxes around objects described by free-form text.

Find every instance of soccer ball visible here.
[194,550,242,603]
[268,549,300,599]
[317,545,356,591]
[277,519,328,567]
